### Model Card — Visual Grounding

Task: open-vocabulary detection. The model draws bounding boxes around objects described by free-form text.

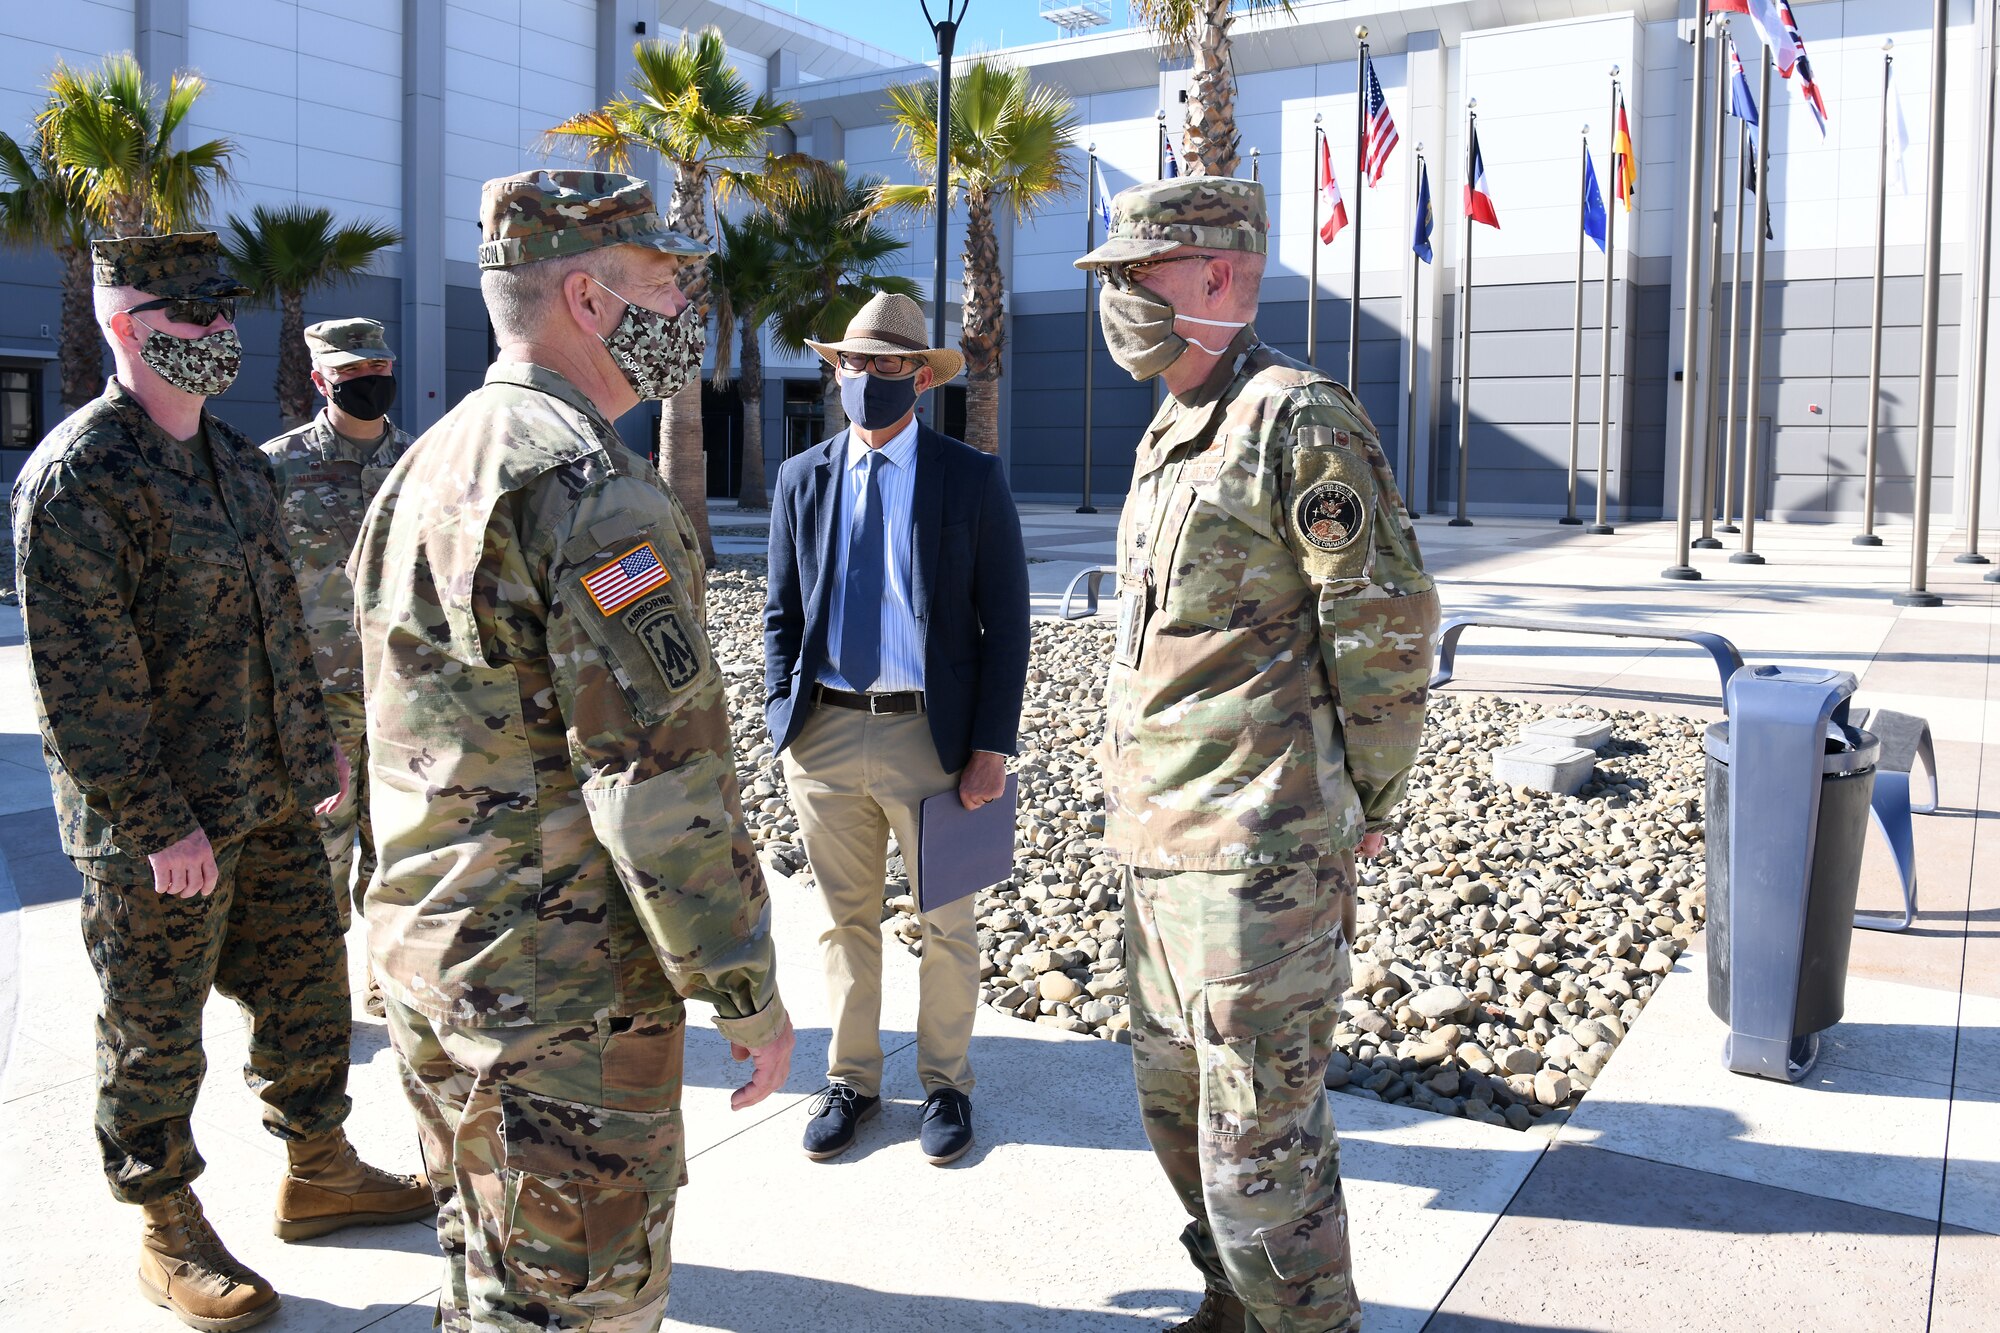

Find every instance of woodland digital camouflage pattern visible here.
[1103,322,1437,1333]
[351,360,786,1330]
[91,231,248,297]
[1075,175,1269,268]
[12,377,351,1201]
[477,169,707,270]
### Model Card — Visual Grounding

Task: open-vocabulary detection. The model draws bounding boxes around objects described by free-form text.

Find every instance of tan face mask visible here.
[1098,283,1247,382]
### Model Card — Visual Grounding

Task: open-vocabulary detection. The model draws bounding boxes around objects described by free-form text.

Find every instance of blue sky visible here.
[779,0,1136,65]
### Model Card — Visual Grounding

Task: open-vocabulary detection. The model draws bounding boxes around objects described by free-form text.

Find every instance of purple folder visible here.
[916,774,1019,913]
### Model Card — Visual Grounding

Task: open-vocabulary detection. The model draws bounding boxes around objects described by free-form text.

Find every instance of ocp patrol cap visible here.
[477,169,708,270]
[1075,176,1267,269]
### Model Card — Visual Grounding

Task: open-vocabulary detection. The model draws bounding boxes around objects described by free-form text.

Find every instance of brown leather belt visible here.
[814,685,925,715]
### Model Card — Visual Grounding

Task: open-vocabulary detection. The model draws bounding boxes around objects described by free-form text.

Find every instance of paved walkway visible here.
[0,507,1993,1330]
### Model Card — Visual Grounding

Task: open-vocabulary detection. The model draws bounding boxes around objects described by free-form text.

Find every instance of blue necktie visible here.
[840,450,886,691]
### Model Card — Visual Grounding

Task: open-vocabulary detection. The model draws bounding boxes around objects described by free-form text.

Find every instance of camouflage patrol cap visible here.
[477,169,708,270]
[1074,176,1267,269]
[91,231,249,297]
[304,317,396,369]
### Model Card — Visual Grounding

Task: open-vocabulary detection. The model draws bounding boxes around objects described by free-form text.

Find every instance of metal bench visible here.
[1429,614,1748,705]
[1848,707,1939,933]
[1059,566,1118,621]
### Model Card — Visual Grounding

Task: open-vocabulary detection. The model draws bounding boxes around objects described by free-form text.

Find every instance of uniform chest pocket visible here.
[558,535,715,726]
[1159,486,1250,632]
[158,525,249,623]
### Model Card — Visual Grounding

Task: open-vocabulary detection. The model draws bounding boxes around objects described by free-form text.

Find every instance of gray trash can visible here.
[1704,720,1879,1037]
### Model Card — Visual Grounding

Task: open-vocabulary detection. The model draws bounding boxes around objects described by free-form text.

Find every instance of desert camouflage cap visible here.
[305,317,396,369]
[1075,176,1267,269]
[91,231,249,297]
[478,169,708,270]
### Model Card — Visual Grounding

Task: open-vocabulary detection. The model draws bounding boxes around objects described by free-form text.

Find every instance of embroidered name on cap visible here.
[1295,481,1365,552]
[581,541,672,615]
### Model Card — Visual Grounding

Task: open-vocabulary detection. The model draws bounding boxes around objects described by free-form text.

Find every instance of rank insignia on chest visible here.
[1296,480,1365,552]
[582,541,672,614]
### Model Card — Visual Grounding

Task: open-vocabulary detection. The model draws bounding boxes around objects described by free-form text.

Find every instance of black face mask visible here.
[839,370,919,431]
[328,373,397,422]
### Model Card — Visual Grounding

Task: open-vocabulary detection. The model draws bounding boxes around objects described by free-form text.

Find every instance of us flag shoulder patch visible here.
[581,541,672,615]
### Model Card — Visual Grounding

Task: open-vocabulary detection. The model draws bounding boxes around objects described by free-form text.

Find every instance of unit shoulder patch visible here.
[1295,480,1366,552]
[619,590,703,693]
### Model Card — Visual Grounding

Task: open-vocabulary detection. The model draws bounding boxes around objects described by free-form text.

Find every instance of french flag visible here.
[1464,121,1499,229]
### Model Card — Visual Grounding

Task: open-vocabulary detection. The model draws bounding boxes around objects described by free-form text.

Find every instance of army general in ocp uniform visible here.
[1076,178,1440,1333]
[350,170,795,1332]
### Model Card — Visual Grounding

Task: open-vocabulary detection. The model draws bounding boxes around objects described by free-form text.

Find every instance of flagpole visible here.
[1451,100,1477,529]
[1564,124,1589,527]
[1696,26,1729,550]
[1897,0,1950,606]
[1731,45,1772,568]
[1351,28,1369,391]
[1663,18,1710,579]
[1857,42,1893,547]
[1957,4,1998,569]
[1310,114,1323,366]
[1079,146,1098,515]
[1721,113,1747,534]
[1250,146,1260,181]
[1591,68,1621,536]
[1156,109,1166,180]
[1406,144,1424,517]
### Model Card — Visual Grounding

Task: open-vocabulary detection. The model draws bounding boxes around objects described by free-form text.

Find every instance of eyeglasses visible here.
[836,352,921,376]
[122,295,236,328]
[1102,253,1222,292]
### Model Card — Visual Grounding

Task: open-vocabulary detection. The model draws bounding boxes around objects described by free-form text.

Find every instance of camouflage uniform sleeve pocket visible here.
[557,531,714,725]
[498,1087,681,1306]
[1287,430,1376,587]
[1199,928,1342,1137]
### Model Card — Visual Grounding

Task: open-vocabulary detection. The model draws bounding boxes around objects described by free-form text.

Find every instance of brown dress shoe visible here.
[1168,1289,1247,1333]
[138,1188,280,1331]
[273,1131,435,1241]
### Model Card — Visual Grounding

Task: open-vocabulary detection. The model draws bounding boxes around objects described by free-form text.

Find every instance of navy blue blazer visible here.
[763,424,1030,775]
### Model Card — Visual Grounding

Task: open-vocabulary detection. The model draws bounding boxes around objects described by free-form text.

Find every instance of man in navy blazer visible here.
[764,293,1029,1166]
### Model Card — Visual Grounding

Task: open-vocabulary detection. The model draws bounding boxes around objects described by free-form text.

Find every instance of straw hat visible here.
[805,292,964,381]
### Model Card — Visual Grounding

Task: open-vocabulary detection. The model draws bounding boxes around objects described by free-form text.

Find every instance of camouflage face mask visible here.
[591,277,703,401]
[133,319,243,397]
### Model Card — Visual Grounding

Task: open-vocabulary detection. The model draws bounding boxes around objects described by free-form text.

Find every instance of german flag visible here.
[1613,91,1637,212]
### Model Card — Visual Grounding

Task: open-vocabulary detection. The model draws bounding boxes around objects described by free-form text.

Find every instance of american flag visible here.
[1778,1,1828,136]
[581,541,671,615]
[1362,55,1398,186]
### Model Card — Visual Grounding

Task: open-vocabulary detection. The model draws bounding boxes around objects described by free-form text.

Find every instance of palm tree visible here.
[221,205,401,426]
[0,128,101,409]
[711,212,783,510]
[546,27,823,565]
[879,59,1079,455]
[764,167,921,439]
[39,53,233,237]
[1131,0,1293,176]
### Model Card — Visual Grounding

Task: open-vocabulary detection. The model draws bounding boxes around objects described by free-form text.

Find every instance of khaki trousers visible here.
[781,702,977,1099]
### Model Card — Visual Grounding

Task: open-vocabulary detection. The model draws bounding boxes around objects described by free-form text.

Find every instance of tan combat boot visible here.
[273,1131,435,1241]
[1168,1289,1247,1333]
[137,1188,280,1331]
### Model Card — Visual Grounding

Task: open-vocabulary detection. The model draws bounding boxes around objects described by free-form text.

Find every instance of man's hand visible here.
[1357,831,1389,861]
[313,747,351,819]
[729,1016,796,1111]
[958,751,1008,811]
[149,827,219,898]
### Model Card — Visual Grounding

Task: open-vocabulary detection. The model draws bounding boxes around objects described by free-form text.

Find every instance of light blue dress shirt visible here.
[822,418,925,693]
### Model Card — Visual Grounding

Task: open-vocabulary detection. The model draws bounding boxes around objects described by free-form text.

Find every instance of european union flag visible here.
[1583,149,1608,253]
[1412,158,1434,263]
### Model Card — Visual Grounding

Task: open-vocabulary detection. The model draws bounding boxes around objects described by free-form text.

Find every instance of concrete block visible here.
[1522,717,1615,753]
[1491,742,1598,795]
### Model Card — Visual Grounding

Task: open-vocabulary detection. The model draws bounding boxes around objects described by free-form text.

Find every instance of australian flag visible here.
[1779,1,1828,136]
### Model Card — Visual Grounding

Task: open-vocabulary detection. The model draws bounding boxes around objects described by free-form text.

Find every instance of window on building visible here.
[927,383,967,441]
[783,379,826,458]
[1,365,42,449]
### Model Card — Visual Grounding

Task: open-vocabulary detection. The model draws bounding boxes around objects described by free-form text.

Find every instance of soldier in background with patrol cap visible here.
[349,169,796,1332]
[10,232,433,1332]
[260,317,414,1017]
[1075,178,1440,1333]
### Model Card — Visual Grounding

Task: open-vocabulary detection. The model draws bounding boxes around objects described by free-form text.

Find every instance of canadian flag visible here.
[1318,135,1349,244]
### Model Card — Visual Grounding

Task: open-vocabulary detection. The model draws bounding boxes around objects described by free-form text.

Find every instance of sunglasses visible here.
[836,352,921,376]
[122,295,236,328]
[1102,253,1222,292]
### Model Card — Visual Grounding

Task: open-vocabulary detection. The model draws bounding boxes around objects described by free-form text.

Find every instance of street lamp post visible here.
[921,0,970,420]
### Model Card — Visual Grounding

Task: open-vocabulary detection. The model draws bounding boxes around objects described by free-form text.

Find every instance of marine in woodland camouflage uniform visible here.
[259,318,413,927]
[1077,179,1440,1333]
[350,170,791,1332]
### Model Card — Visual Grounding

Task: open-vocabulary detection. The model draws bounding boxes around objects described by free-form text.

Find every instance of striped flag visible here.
[581,541,672,615]
[1465,121,1499,228]
[1613,90,1637,212]
[1318,134,1349,243]
[1778,1,1828,135]
[1709,0,1797,79]
[1362,55,1399,186]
